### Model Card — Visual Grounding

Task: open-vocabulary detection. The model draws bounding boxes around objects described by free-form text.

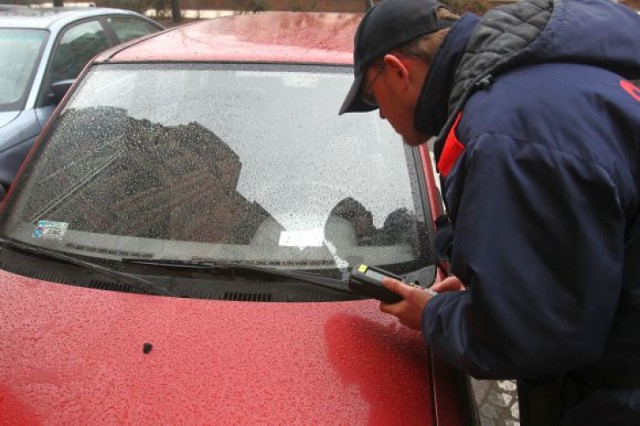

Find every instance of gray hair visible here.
[394,7,459,64]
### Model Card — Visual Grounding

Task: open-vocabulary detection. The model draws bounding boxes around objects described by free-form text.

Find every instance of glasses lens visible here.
[361,64,383,107]
[362,91,377,107]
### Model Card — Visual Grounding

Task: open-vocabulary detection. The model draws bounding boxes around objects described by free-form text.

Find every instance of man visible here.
[339,0,640,424]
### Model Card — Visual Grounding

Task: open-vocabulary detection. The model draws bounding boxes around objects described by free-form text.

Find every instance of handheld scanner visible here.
[348,264,405,304]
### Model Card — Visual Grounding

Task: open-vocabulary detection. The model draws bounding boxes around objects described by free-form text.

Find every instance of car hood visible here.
[0,111,20,129]
[0,271,436,424]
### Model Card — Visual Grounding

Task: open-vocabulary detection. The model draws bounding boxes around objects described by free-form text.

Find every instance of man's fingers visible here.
[379,278,433,331]
[379,278,408,314]
[381,277,412,297]
[379,300,397,314]
[431,276,464,293]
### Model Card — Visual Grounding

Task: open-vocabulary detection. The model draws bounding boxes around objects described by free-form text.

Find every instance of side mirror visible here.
[50,79,75,103]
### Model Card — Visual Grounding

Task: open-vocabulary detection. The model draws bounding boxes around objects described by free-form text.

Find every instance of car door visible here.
[36,16,161,128]
[48,19,112,90]
[0,19,113,192]
[105,15,163,43]
[0,14,163,193]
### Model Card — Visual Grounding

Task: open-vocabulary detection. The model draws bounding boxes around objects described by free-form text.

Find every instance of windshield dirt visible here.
[1,64,434,278]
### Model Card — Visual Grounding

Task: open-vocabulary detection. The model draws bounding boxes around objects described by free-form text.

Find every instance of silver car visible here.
[0,5,163,194]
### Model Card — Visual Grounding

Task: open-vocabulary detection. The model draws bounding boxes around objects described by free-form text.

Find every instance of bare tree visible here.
[171,0,181,23]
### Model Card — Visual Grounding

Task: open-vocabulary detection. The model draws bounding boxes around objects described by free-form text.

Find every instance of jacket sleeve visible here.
[422,133,626,380]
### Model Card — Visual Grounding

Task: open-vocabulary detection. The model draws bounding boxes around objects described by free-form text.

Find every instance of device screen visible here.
[365,269,387,283]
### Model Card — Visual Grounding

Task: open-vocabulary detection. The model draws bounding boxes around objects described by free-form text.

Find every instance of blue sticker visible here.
[33,220,69,239]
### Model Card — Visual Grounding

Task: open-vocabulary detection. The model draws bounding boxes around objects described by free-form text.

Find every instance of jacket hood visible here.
[429,0,640,160]
[452,0,640,113]
[526,0,640,75]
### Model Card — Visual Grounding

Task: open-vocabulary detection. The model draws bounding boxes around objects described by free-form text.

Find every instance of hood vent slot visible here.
[223,292,272,302]
[88,280,142,294]
[0,260,75,285]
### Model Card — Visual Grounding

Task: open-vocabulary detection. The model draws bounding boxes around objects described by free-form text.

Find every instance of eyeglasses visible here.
[361,54,423,108]
[361,62,385,107]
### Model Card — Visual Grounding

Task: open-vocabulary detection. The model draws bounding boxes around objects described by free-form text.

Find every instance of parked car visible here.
[0,12,478,424]
[0,5,163,195]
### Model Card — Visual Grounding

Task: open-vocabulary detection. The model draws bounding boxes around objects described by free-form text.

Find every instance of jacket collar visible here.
[413,13,479,140]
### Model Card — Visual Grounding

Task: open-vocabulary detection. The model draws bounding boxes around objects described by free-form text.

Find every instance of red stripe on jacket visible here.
[437,113,465,177]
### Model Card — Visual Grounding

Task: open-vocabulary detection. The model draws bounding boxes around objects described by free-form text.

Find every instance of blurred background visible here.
[8,0,626,27]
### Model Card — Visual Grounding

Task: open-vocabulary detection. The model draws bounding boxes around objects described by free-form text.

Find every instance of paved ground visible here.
[471,379,520,425]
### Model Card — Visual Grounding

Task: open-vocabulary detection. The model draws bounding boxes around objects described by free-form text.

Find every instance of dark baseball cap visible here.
[339,0,454,115]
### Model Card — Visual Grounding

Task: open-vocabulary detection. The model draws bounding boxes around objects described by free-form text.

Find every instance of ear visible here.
[382,53,411,89]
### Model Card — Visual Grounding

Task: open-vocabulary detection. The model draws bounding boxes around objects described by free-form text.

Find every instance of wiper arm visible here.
[0,237,174,297]
[122,258,355,296]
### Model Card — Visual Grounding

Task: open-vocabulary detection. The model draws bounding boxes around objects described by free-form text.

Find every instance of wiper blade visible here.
[122,258,355,295]
[0,237,174,297]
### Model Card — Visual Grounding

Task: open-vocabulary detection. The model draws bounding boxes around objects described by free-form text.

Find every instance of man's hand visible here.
[431,275,465,293]
[379,276,464,330]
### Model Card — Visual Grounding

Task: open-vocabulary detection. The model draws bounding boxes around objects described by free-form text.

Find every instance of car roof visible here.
[0,5,151,30]
[97,11,362,65]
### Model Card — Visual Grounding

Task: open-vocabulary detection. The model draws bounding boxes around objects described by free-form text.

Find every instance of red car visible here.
[0,12,478,424]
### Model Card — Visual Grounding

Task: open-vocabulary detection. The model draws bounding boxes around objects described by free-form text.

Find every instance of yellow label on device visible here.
[357,264,368,273]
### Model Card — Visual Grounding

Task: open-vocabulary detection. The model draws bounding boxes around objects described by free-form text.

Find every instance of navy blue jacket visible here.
[419,0,640,423]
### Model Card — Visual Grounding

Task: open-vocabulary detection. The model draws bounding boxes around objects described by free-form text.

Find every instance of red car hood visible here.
[0,270,436,424]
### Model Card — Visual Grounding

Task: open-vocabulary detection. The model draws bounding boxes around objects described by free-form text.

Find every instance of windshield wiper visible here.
[121,258,355,296]
[0,237,174,297]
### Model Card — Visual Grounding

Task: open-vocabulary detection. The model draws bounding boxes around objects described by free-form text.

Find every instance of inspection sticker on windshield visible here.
[33,220,69,240]
[279,229,323,248]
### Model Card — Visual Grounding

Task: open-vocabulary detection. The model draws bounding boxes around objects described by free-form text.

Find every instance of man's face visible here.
[361,56,428,147]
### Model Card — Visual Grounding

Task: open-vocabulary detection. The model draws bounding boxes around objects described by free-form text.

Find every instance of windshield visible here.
[0,28,47,111]
[1,63,435,278]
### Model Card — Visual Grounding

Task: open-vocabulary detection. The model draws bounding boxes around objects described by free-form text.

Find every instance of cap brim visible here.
[338,72,379,115]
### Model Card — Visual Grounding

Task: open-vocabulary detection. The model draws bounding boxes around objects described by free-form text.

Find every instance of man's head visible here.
[340,0,457,145]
